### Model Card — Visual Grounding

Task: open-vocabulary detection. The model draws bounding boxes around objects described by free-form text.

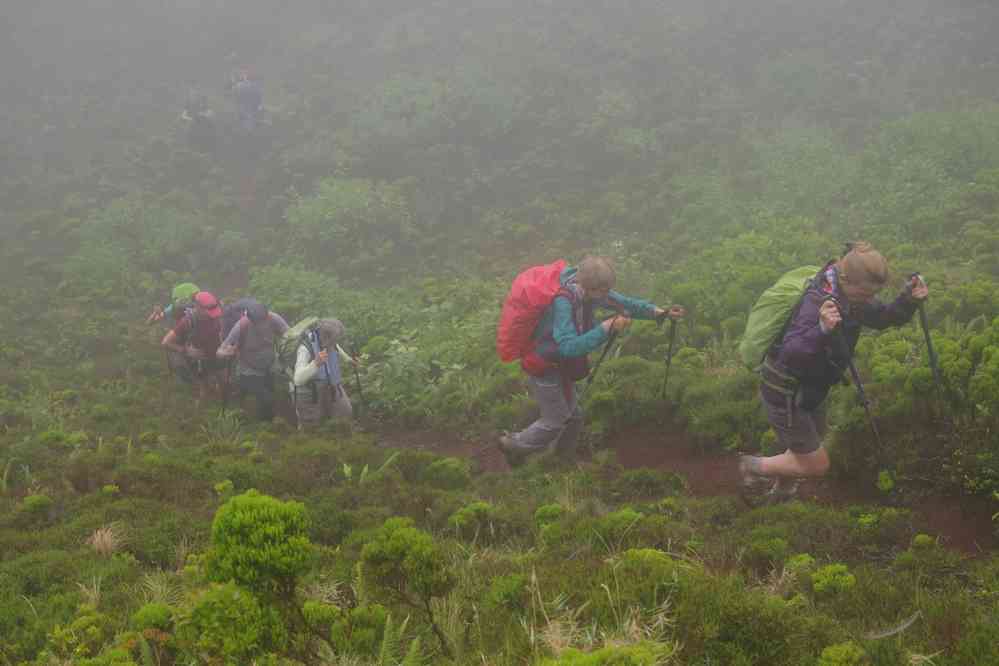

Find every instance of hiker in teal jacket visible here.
[500,256,685,466]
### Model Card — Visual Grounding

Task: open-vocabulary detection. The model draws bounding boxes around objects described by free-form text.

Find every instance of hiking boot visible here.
[738,455,771,506]
[498,433,525,468]
[764,478,800,505]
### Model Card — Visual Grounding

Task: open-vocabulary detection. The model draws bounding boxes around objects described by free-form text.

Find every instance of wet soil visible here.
[376,425,997,556]
[610,426,997,556]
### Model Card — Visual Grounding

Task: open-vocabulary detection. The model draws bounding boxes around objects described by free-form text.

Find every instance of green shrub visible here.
[534,503,566,528]
[206,490,312,595]
[47,604,115,660]
[876,470,895,493]
[485,574,529,613]
[591,549,690,621]
[23,493,54,514]
[817,641,868,666]
[330,603,388,658]
[852,507,911,549]
[176,582,285,664]
[675,570,837,663]
[892,538,962,578]
[746,536,789,571]
[448,500,499,540]
[422,457,471,490]
[785,553,816,577]
[131,602,173,632]
[741,524,792,571]
[592,508,644,549]
[360,517,455,608]
[811,564,856,597]
[302,600,341,633]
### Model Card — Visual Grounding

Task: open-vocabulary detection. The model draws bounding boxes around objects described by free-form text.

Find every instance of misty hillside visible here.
[1,2,998,664]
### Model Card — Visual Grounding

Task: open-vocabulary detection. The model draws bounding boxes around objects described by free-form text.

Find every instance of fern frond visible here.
[400,637,424,666]
[378,613,398,665]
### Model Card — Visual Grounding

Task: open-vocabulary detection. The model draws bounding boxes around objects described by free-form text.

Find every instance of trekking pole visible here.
[348,343,367,415]
[657,314,679,399]
[910,273,942,391]
[825,297,884,451]
[582,326,620,399]
[220,357,234,415]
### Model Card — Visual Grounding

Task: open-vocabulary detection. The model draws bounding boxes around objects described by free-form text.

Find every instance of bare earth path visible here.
[375,425,997,556]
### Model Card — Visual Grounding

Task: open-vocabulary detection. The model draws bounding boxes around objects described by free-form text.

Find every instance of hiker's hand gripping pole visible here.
[656,306,685,399]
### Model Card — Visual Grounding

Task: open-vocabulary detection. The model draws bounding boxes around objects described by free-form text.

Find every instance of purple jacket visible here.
[768,262,917,405]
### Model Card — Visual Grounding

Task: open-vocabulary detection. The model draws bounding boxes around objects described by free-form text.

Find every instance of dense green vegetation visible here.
[2,0,998,663]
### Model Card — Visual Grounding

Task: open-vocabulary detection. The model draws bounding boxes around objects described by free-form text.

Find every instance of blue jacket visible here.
[533,267,657,360]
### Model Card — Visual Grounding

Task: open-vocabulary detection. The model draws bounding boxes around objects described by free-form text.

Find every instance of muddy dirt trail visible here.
[375,425,997,557]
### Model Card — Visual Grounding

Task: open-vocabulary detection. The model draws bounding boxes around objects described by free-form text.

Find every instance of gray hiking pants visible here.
[507,372,582,459]
[293,383,352,430]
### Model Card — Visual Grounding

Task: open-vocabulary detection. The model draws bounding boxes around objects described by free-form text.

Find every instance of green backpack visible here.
[738,266,821,371]
[275,317,320,378]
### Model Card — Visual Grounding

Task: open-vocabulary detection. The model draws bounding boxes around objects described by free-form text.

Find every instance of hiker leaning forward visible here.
[216,301,289,421]
[160,291,227,408]
[499,256,685,466]
[292,318,357,430]
[740,242,928,504]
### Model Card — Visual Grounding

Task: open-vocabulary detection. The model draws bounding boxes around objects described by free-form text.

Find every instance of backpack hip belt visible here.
[760,356,800,429]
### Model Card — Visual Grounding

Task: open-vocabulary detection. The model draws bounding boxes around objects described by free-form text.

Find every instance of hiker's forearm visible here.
[606,291,656,319]
[857,292,918,330]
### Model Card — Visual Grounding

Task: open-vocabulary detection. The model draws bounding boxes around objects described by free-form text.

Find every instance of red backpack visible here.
[496,260,567,364]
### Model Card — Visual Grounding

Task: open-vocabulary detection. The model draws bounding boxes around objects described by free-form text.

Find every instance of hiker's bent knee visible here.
[796,447,830,476]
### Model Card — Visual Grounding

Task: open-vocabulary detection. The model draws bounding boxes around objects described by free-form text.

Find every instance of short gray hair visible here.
[317,318,346,347]
[577,256,616,291]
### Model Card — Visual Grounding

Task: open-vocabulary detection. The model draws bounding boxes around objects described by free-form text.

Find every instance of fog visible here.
[3,4,999,664]
[3,1,998,223]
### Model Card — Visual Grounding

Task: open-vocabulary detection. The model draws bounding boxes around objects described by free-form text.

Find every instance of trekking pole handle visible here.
[655,306,686,326]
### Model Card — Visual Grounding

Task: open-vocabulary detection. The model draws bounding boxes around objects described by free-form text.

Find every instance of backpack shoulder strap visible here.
[772,276,823,355]
[299,329,317,364]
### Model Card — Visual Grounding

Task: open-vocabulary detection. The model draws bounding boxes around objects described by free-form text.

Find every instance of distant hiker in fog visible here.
[148,283,201,384]
[291,318,357,430]
[181,89,216,154]
[497,256,686,467]
[230,67,263,133]
[217,300,289,421]
[160,291,227,408]
[740,242,928,505]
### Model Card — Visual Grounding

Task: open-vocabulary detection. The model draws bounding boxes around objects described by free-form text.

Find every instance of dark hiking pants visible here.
[238,372,275,421]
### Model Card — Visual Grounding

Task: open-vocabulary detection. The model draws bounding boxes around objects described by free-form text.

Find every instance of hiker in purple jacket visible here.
[739,242,929,505]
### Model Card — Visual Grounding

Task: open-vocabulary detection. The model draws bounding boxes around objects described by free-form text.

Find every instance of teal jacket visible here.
[533,267,657,359]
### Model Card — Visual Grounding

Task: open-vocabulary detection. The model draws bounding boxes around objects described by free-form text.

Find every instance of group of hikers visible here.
[149,242,928,506]
[147,283,356,431]
[495,245,929,506]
